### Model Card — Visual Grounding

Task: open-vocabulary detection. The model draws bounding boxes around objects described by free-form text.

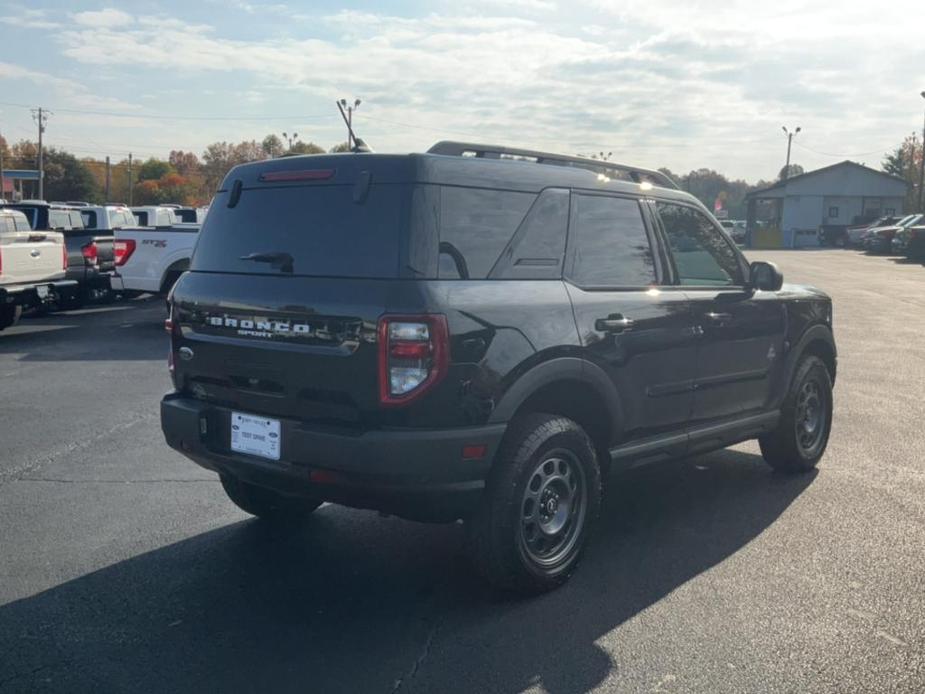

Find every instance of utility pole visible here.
[105,156,111,202]
[337,98,361,149]
[781,125,801,180]
[128,153,133,206]
[918,91,925,213]
[0,127,5,202]
[32,107,50,199]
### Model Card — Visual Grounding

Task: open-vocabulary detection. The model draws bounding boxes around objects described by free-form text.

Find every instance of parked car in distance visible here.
[719,219,746,244]
[865,214,923,254]
[174,206,208,224]
[2,201,116,308]
[0,208,74,330]
[78,204,137,233]
[846,215,900,248]
[161,142,837,594]
[892,223,925,260]
[130,206,179,227]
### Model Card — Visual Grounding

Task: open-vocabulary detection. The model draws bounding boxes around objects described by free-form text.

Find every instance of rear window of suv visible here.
[192,184,409,278]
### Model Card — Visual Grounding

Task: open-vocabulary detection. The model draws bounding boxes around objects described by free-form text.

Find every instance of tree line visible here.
[0,134,349,206]
[1,132,921,214]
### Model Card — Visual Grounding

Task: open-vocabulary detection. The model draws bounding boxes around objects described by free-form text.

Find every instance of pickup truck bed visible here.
[111,223,199,296]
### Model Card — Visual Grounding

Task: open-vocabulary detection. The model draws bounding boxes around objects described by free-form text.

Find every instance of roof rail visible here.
[427,141,679,190]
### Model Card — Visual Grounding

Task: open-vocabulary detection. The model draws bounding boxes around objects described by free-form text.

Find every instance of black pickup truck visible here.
[3,202,116,308]
[162,142,837,593]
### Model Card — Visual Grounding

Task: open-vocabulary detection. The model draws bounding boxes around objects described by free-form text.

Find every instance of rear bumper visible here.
[161,394,507,518]
[0,280,78,307]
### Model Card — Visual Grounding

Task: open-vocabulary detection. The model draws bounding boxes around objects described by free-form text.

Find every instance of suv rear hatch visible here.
[171,155,429,429]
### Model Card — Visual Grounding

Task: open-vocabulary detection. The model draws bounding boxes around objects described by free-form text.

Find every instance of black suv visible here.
[162,142,836,593]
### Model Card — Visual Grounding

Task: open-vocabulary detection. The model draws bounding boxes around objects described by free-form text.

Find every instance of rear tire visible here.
[220,475,322,521]
[759,356,833,473]
[466,413,602,594]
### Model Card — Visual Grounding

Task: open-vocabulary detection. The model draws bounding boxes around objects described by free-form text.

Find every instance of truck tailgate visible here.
[0,230,66,286]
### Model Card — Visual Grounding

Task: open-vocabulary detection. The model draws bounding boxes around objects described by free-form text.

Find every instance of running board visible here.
[610,411,780,467]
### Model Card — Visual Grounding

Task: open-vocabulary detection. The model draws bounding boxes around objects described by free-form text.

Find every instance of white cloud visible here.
[21,2,925,179]
[0,7,59,29]
[71,8,133,28]
[0,61,141,113]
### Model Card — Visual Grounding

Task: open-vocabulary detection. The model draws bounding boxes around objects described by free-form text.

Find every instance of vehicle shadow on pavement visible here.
[0,449,814,693]
[0,302,166,362]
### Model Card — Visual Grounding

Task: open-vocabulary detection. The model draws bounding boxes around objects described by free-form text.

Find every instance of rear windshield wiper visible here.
[240,251,294,274]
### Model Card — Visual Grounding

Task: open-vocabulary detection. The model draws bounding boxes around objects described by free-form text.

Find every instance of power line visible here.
[792,139,899,159]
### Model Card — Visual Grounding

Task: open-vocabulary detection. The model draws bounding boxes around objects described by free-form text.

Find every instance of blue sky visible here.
[1,0,923,181]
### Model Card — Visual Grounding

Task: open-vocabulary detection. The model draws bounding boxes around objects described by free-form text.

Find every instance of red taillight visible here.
[81,242,98,266]
[258,169,335,182]
[378,314,449,407]
[62,244,68,270]
[113,239,136,266]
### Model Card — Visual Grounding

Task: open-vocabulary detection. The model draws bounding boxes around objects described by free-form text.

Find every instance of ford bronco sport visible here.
[161,142,836,593]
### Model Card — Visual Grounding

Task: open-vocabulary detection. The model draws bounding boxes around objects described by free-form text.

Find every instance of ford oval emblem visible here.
[178,346,194,361]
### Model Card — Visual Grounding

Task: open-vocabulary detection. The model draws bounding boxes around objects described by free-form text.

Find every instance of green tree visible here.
[137,158,174,182]
[778,164,804,181]
[42,148,102,202]
[289,141,325,155]
[329,141,351,153]
[261,134,285,158]
[882,135,922,212]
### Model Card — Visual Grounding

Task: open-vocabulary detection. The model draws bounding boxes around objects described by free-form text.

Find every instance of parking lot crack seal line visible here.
[389,618,440,694]
[0,412,156,489]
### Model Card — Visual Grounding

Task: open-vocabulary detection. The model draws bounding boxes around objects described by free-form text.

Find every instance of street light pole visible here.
[338,99,361,150]
[918,91,925,213]
[782,125,801,180]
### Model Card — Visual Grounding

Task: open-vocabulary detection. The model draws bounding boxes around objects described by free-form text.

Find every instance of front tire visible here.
[220,475,322,521]
[759,355,833,473]
[466,414,602,594]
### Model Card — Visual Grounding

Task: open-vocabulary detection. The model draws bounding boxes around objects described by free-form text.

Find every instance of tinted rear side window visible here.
[568,195,655,287]
[191,184,407,278]
[438,187,535,279]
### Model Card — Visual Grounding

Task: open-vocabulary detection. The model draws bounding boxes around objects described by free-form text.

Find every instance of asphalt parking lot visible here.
[1,250,923,693]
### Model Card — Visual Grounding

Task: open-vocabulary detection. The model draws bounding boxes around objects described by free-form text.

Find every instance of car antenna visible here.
[336,99,373,153]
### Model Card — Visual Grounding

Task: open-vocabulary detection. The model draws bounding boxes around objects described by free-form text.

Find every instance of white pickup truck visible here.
[110,206,200,296]
[0,208,75,330]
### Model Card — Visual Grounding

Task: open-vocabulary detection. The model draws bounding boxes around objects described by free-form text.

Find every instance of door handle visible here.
[705,312,732,322]
[595,315,635,333]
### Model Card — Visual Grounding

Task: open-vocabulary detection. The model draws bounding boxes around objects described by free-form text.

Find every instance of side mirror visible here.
[749,261,783,291]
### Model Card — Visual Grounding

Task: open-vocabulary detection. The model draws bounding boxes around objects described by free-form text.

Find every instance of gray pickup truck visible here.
[0,208,75,330]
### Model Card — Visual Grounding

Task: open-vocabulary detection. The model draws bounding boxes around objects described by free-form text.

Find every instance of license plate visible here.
[230,412,281,461]
[36,285,49,300]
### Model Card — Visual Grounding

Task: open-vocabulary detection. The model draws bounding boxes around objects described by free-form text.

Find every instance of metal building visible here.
[745,161,908,248]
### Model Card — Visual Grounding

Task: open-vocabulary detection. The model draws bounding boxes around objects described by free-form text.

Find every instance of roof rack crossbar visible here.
[427,141,678,190]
